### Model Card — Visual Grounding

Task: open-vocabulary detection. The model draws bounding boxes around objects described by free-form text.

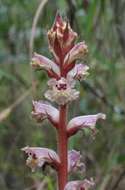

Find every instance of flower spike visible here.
[67,113,106,137]
[23,13,106,190]
[32,101,59,127]
[21,146,60,172]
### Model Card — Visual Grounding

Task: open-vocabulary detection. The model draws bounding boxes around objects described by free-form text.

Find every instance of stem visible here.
[57,104,68,190]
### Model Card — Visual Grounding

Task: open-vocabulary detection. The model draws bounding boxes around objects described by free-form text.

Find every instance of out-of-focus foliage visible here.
[0,0,125,189]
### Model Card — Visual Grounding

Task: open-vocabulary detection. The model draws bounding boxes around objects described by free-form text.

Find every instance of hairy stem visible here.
[57,104,68,190]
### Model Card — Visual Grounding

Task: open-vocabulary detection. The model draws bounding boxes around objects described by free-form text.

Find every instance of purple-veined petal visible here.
[22,146,60,172]
[64,178,95,190]
[31,53,60,76]
[67,113,106,137]
[32,101,59,127]
[68,150,85,173]
[64,42,88,66]
[68,64,89,81]
[44,77,79,105]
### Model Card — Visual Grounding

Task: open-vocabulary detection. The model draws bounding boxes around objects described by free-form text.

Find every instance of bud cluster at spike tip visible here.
[22,13,106,190]
[47,13,78,61]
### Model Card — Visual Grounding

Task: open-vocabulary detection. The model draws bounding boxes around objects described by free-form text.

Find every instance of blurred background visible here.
[0,0,125,189]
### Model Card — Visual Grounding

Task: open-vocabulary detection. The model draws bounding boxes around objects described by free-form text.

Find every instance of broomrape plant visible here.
[22,13,106,190]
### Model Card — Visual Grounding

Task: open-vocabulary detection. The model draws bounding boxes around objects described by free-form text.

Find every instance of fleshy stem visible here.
[57,104,68,190]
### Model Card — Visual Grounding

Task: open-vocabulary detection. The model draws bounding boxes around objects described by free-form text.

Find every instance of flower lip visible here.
[31,52,60,78]
[68,113,106,129]
[64,42,88,66]
[67,113,106,137]
[32,100,59,127]
[21,146,60,172]
[44,77,79,105]
[68,150,85,173]
[56,83,67,90]
[53,78,68,90]
[68,63,89,81]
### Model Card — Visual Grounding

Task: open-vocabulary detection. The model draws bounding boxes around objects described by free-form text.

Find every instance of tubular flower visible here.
[67,113,106,137]
[22,147,60,172]
[32,101,59,127]
[64,42,88,66]
[68,150,85,173]
[44,77,79,105]
[47,13,77,62]
[64,178,95,190]
[31,53,60,78]
[68,63,89,81]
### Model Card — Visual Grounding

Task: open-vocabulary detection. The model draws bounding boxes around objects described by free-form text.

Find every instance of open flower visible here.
[31,53,60,78]
[68,63,89,81]
[22,147,60,172]
[47,13,77,62]
[44,77,79,105]
[32,101,59,127]
[64,178,95,190]
[67,113,106,137]
[68,150,85,173]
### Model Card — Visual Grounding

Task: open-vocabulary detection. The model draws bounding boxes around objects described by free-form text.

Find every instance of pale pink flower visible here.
[22,146,60,172]
[68,150,85,173]
[32,101,59,127]
[31,53,60,78]
[64,178,95,190]
[44,77,79,105]
[67,113,106,137]
[64,42,88,66]
[68,63,89,81]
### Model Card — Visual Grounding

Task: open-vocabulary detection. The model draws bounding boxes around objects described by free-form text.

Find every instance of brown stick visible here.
[29,0,48,98]
[111,169,125,190]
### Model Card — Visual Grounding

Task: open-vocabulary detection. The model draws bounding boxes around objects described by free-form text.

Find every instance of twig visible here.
[29,0,48,58]
[29,0,48,98]
[111,169,125,190]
